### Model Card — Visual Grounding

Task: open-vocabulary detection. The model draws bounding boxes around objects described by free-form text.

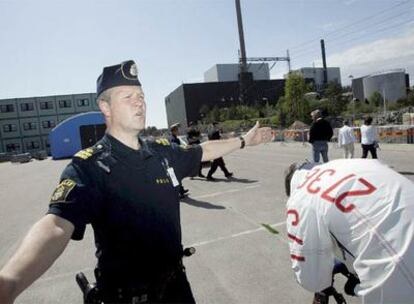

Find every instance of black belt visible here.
[97,262,186,303]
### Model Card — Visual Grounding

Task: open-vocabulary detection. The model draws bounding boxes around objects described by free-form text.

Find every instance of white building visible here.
[287,67,341,91]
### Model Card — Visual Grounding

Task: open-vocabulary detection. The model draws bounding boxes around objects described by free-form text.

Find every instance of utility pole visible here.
[286,49,291,72]
[235,0,252,104]
[320,39,328,87]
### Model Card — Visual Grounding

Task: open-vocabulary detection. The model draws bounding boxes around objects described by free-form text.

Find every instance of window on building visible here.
[6,143,21,152]
[0,104,15,113]
[23,122,37,131]
[3,124,17,133]
[59,100,72,108]
[42,120,55,129]
[77,98,90,107]
[26,141,40,150]
[40,101,54,110]
[20,103,34,112]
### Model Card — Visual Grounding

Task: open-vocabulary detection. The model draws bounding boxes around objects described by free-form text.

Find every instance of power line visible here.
[289,0,412,51]
[291,18,414,68]
[291,14,414,59]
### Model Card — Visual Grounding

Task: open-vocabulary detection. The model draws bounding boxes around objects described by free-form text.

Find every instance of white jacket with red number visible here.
[286,159,414,303]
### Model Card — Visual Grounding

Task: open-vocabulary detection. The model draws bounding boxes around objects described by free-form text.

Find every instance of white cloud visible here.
[319,27,414,85]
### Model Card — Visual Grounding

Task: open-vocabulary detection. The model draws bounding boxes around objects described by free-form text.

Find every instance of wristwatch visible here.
[239,136,245,149]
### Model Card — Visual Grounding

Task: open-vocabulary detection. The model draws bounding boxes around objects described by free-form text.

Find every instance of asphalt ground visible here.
[1,142,414,304]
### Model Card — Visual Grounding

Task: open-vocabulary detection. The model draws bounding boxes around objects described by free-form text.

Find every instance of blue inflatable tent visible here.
[49,112,105,159]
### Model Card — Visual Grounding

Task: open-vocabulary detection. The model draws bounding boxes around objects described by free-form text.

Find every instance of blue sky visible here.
[1,0,413,127]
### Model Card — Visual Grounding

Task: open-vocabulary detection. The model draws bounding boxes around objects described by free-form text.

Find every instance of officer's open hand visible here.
[244,121,274,147]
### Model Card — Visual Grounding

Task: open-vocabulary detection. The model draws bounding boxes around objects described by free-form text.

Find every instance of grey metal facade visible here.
[288,67,342,92]
[204,63,271,83]
[351,70,409,103]
[0,93,98,154]
[363,71,407,102]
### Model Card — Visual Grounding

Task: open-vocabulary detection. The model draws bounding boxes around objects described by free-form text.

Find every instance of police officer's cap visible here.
[170,123,180,130]
[97,60,141,97]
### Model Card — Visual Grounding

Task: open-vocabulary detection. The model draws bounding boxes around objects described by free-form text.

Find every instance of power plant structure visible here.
[165,0,291,128]
[352,69,410,105]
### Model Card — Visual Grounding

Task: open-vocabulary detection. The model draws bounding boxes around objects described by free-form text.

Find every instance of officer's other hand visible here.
[244,121,274,146]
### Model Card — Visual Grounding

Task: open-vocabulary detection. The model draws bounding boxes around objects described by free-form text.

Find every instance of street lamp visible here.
[349,75,355,123]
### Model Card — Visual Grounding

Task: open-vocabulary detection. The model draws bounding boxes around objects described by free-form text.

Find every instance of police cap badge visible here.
[97,60,141,96]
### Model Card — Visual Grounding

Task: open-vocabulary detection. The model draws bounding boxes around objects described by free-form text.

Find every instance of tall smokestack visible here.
[320,39,328,86]
[235,0,247,72]
[235,0,253,104]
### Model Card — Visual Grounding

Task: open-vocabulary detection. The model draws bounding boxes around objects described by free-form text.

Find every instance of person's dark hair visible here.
[364,116,373,125]
[343,120,350,126]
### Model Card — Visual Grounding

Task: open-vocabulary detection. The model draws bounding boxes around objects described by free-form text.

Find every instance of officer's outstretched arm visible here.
[201,121,273,161]
[0,214,74,304]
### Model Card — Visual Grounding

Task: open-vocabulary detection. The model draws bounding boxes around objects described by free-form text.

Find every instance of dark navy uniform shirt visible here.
[47,134,202,287]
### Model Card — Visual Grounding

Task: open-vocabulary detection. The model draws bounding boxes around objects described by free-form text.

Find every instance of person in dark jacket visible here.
[206,122,233,181]
[169,123,189,198]
[308,109,333,163]
[186,122,205,178]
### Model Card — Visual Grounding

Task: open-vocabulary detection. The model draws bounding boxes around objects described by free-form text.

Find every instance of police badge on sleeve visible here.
[50,179,76,203]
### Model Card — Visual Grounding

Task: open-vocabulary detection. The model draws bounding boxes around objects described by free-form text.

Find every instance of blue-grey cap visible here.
[96,60,141,97]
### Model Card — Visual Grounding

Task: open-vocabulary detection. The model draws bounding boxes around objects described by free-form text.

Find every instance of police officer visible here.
[169,122,189,198]
[0,60,273,304]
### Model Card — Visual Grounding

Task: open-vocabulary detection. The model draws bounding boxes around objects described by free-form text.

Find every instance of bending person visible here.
[284,159,414,304]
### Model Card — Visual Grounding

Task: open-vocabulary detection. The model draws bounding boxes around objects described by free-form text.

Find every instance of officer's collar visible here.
[104,133,153,160]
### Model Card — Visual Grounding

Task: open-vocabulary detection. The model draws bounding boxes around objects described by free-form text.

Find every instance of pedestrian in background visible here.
[187,122,205,178]
[206,122,233,181]
[338,120,356,159]
[308,109,333,163]
[169,123,189,198]
[360,116,378,159]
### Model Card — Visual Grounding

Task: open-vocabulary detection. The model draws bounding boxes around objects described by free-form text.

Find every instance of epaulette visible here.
[154,138,170,146]
[73,143,106,160]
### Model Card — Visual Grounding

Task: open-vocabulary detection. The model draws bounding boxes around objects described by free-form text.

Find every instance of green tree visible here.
[323,81,348,116]
[275,96,288,127]
[284,73,309,125]
[369,91,383,108]
[206,105,220,123]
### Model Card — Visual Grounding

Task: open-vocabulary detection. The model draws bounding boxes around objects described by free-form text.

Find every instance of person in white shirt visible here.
[284,159,414,304]
[338,120,356,159]
[360,117,378,159]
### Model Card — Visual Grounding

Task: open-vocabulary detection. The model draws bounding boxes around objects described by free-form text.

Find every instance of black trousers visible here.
[99,269,195,303]
[361,144,377,159]
[207,157,231,177]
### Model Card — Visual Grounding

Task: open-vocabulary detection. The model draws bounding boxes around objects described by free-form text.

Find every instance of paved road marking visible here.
[191,184,261,199]
[189,221,287,247]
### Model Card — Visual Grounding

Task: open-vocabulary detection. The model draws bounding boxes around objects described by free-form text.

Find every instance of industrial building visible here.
[204,63,270,83]
[352,69,410,103]
[165,63,285,127]
[287,67,342,92]
[0,93,99,154]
